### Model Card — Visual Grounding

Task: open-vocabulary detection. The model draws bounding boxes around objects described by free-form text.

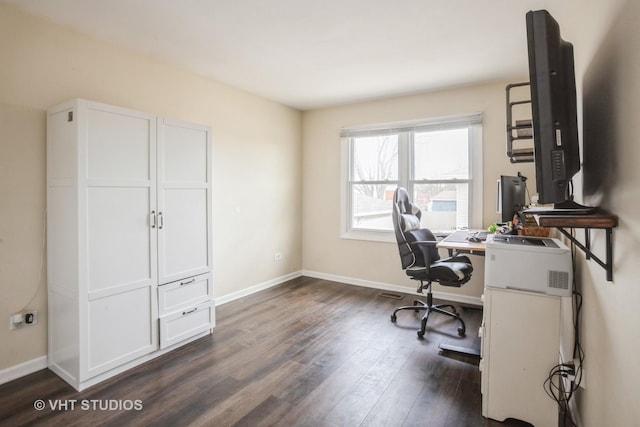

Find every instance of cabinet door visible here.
[483,288,560,427]
[84,102,158,297]
[157,119,212,284]
[86,287,156,378]
[83,102,159,378]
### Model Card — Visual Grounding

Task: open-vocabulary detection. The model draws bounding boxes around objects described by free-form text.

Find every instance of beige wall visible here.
[0,103,48,371]
[0,5,302,371]
[302,83,535,301]
[562,0,640,425]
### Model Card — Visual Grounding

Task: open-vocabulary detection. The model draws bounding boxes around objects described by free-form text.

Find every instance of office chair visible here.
[390,187,473,338]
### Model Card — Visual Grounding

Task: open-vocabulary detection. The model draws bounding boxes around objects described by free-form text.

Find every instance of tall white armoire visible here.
[47,99,214,391]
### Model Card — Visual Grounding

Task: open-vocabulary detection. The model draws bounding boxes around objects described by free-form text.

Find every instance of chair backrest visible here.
[392,187,440,270]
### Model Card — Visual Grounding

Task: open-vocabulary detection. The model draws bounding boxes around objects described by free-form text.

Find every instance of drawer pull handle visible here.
[180,279,196,286]
[158,212,164,229]
[150,211,156,228]
[182,307,197,315]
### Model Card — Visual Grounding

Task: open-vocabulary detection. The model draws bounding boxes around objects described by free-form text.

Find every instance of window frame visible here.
[340,114,483,242]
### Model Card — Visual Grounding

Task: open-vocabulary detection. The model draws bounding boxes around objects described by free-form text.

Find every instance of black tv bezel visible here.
[526,9,581,206]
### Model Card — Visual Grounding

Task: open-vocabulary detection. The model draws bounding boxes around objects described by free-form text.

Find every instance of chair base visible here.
[390,292,466,339]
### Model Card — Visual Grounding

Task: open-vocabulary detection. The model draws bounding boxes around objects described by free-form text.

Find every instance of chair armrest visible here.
[409,240,438,248]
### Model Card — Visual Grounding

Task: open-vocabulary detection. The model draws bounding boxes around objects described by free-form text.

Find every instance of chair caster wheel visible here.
[390,314,397,322]
[458,327,466,337]
[417,331,425,339]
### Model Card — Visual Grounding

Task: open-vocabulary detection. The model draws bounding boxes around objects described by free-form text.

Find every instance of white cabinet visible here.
[480,288,561,427]
[47,99,213,391]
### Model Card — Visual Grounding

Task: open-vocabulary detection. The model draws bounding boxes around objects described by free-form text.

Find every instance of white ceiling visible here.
[4,0,565,110]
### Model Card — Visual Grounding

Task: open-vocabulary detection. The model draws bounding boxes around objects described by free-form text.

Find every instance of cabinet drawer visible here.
[158,273,212,316]
[159,300,215,349]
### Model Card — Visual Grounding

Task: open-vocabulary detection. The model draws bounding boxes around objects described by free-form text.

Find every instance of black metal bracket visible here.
[555,226,614,281]
[506,82,534,163]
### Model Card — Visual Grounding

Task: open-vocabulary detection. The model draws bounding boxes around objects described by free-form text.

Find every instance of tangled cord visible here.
[543,228,584,427]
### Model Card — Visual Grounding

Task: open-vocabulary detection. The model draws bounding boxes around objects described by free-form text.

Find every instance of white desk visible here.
[438,231,564,426]
[480,234,567,427]
[480,288,561,427]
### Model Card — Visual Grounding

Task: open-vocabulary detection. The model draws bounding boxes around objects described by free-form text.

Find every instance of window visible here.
[341,114,483,241]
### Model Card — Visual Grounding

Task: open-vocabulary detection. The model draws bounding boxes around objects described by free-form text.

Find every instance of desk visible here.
[437,230,487,255]
[435,230,486,358]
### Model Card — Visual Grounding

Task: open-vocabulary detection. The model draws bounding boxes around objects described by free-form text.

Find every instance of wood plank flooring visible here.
[0,276,530,427]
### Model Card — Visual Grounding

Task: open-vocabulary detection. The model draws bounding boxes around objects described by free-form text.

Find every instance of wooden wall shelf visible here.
[531,209,618,281]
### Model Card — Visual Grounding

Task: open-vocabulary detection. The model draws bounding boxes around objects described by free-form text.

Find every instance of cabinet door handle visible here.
[150,211,156,228]
[182,307,197,315]
[180,278,196,286]
[158,212,164,229]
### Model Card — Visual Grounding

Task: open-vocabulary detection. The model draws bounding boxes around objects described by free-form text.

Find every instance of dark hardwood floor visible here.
[0,276,528,427]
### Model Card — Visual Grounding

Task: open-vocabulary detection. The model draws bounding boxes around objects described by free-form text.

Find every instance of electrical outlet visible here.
[25,310,38,325]
[561,360,585,390]
[570,359,585,389]
[9,310,38,330]
[274,252,282,261]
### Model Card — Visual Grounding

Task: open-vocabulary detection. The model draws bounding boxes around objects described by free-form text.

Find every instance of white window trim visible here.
[340,114,483,243]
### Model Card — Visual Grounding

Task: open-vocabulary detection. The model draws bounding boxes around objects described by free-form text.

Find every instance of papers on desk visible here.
[442,230,490,243]
[442,230,476,243]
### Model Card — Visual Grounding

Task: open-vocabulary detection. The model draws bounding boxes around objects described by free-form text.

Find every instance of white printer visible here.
[484,234,572,297]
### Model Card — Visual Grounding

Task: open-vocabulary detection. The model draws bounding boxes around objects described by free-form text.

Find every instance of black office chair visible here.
[390,187,473,338]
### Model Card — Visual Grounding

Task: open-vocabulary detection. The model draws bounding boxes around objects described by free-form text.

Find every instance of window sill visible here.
[340,229,395,243]
[341,229,460,244]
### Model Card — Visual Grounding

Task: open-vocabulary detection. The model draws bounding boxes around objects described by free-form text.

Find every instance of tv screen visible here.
[526,10,581,207]
[497,175,526,222]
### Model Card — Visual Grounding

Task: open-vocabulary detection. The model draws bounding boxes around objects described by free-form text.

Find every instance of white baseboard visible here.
[215,269,482,307]
[301,270,483,306]
[0,355,48,386]
[215,270,303,306]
